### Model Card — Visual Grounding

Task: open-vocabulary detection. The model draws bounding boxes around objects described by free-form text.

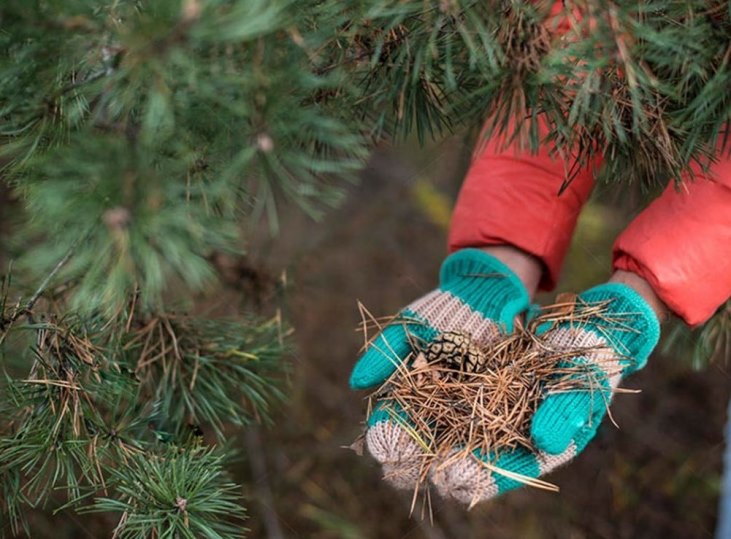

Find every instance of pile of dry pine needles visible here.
[356,295,633,496]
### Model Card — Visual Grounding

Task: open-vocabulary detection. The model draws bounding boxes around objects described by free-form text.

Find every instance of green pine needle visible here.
[85,445,248,539]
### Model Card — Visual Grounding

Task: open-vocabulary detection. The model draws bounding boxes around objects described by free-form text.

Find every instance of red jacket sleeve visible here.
[448,125,596,291]
[613,151,731,326]
[448,3,593,291]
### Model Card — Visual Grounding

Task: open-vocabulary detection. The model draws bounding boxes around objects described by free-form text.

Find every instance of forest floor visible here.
[240,135,730,539]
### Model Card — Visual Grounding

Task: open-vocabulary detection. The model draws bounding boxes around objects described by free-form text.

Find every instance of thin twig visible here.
[244,428,286,539]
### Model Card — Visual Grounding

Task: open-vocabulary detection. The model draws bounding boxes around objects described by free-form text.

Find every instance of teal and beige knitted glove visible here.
[430,283,660,506]
[350,249,530,489]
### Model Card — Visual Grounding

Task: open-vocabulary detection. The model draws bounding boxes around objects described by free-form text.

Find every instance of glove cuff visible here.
[439,249,530,332]
[576,283,661,373]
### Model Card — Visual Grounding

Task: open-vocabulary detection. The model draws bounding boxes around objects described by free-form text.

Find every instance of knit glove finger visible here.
[530,283,661,455]
[349,248,530,390]
[431,423,599,507]
[364,401,427,490]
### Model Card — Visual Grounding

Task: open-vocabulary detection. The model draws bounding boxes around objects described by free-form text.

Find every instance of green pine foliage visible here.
[663,300,731,369]
[350,0,731,186]
[1,0,730,535]
[1,0,369,313]
[85,446,248,539]
[0,289,285,536]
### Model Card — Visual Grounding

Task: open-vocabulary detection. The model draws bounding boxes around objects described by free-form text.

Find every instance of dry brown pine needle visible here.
[359,297,631,491]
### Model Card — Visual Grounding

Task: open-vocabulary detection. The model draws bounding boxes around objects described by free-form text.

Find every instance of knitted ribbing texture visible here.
[349,249,530,389]
[531,283,660,455]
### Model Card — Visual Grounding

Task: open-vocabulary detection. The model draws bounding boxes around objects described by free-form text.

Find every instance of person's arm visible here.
[449,118,597,292]
[613,148,731,326]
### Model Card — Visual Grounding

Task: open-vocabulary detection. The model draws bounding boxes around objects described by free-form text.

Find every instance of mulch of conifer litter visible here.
[354,295,634,495]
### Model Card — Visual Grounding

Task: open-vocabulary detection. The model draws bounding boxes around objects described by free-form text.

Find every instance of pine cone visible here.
[423,331,486,374]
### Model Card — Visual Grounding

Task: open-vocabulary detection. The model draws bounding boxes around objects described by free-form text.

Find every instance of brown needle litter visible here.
[356,296,636,500]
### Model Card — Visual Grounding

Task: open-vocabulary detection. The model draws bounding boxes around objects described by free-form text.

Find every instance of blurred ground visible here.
[241,135,730,539]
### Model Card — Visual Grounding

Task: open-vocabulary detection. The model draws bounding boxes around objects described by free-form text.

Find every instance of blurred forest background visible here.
[1,127,728,539]
[2,1,730,536]
[235,135,728,539]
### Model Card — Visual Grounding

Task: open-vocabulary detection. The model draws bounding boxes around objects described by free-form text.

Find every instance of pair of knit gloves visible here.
[350,249,660,505]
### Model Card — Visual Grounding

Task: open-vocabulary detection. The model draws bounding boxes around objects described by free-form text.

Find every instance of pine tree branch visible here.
[20,234,81,318]
[0,233,86,349]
